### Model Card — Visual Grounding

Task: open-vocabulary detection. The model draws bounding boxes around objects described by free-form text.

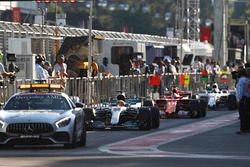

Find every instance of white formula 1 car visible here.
[198,83,235,110]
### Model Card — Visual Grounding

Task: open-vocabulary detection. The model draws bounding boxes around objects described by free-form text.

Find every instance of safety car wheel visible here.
[189,100,200,118]
[138,108,152,130]
[79,120,87,147]
[150,107,160,129]
[228,94,237,110]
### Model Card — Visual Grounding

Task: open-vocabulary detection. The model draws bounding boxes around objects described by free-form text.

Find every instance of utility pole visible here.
[214,0,228,66]
[88,0,93,78]
[87,0,93,107]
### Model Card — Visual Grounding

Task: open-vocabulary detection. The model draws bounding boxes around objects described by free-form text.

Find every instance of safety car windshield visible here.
[3,94,71,111]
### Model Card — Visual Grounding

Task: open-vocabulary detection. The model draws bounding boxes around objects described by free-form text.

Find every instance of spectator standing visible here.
[53,54,68,78]
[35,54,47,81]
[139,59,150,75]
[153,58,165,95]
[204,59,212,74]
[210,60,220,83]
[92,60,99,77]
[0,62,14,78]
[43,61,53,77]
[99,57,112,77]
[175,59,181,73]
[192,57,203,72]
[236,63,250,134]
[132,59,141,75]
[163,57,174,91]
[0,62,14,103]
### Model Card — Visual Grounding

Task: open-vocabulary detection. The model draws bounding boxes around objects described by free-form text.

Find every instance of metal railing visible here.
[0,73,235,107]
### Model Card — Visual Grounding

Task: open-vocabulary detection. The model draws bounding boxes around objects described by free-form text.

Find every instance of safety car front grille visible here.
[6,123,54,134]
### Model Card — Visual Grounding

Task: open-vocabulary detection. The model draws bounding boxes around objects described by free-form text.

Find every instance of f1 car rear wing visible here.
[18,83,65,93]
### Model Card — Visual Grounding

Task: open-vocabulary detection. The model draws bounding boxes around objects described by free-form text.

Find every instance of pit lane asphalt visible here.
[0,109,250,167]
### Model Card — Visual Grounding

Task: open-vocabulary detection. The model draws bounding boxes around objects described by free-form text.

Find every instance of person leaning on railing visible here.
[0,62,15,79]
[0,62,15,104]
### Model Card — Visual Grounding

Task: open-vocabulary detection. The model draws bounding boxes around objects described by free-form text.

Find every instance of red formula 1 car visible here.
[155,91,207,119]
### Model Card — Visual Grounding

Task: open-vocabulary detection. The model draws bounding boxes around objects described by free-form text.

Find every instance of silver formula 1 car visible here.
[92,96,160,130]
[0,83,86,148]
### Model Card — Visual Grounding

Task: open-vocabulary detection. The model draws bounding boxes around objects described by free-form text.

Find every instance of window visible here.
[182,54,193,65]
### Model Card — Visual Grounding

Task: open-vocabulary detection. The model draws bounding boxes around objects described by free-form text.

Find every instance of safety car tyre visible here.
[228,94,237,110]
[138,108,152,130]
[79,120,87,147]
[150,107,160,129]
[189,100,200,118]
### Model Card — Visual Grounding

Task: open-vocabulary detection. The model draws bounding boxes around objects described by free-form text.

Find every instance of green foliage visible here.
[245,2,250,19]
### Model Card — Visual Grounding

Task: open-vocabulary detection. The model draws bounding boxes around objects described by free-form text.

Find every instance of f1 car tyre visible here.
[138,108,152,130]
[83,108,95,121]
[143,100,154,107]
[191,95,198,99]
[189,100,200,118]
[228,94,237,110]
[150,107,160,129]
[199,100,207,117]
[83,108,95,131]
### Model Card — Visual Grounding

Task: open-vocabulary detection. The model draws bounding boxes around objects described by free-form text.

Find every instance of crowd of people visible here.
[35,54,113,81]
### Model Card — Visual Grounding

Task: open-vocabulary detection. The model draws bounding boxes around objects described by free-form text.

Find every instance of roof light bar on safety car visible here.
[18,83,64,90]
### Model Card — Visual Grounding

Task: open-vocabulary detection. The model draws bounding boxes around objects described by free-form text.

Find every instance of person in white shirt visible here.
[53,54,68,78]
[35,54,47,81]
[192,57,203,72]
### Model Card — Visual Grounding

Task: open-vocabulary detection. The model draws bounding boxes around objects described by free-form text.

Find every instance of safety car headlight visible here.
[55,117,71,128]
[0,120,5,129]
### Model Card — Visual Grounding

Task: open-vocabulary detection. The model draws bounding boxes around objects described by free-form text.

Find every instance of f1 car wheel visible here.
[83,108,95,131]
[79,120,87,147]
[228,94,237,110]
[189,100,200,118]
[150,107,160,129]
[143,100,154,107]
[199,100,207,117]
[139,108,152,130]
[83,108,95,120]
[65,123,78,148]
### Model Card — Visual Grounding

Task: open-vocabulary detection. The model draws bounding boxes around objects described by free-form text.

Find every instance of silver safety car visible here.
[0,83,86,148]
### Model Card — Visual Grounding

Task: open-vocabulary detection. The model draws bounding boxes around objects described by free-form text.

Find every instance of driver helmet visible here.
[117,100,125,106]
